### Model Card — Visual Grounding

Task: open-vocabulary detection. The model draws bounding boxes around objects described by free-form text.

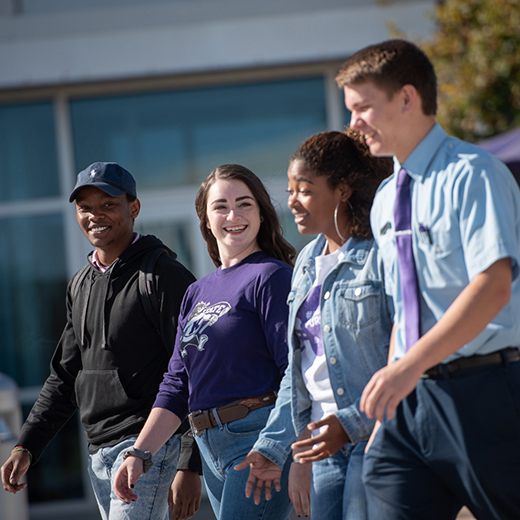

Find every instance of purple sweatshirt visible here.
[153,251,292,420]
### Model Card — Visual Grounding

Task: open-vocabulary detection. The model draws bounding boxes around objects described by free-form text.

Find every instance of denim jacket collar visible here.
[299,234,371,277]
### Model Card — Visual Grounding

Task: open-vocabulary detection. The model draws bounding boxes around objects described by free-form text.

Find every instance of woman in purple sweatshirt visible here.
[113,164,296,520]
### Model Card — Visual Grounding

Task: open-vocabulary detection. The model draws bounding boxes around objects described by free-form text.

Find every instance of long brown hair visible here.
[290,129,393,239]
[195,164,296,267]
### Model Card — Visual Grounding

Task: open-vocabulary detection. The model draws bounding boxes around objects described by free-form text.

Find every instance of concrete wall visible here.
[0,0,436,90]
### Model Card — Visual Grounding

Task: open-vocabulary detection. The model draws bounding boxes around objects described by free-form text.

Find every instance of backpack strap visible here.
[69,264,91,346]
[138,248,169,333]
[70,264,90,303]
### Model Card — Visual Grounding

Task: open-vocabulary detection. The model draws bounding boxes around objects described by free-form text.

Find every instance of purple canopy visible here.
[479,127,520,173]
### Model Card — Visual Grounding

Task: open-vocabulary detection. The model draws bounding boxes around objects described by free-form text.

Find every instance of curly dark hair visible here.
[290,129,393,239]
[195,164,296,267]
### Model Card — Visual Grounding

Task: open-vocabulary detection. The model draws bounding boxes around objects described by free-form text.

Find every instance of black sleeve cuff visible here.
[176,423,203,475]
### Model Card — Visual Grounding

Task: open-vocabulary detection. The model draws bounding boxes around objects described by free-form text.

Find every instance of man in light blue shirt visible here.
[336,39,520,519]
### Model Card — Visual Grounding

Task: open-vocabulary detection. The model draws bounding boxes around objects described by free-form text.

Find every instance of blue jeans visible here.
[88,435,181,520]
[195,405,293,520]
[311,441,368,520]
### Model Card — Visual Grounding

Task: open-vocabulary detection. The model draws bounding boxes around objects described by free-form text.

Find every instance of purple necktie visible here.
[394,168,421,351]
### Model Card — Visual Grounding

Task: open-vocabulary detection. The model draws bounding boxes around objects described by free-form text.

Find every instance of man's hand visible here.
[1,451,30,494]
[234,451,282,505]
[113,455,143,504]
[291,415,349,463]
[169,470,201,520]
[360,358,424,422]
[288,460,311,517]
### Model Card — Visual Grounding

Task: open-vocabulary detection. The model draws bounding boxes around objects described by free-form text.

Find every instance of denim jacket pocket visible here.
[337,283,382,329]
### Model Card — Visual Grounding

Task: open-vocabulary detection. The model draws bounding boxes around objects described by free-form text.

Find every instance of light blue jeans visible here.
[311,440,368,520]
[195,405,293,520]
[88,435,180,520]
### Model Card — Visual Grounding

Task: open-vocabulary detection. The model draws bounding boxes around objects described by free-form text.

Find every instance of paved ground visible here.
[29,489,476,520]
[189,500,476,519]
[31,499,476,520]
[190,498,303,519]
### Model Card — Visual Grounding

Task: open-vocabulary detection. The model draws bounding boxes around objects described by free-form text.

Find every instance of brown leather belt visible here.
[422,347,520,379]
[188,391,277,436]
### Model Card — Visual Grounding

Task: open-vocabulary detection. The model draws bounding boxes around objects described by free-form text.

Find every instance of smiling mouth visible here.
[293,213,307,224]
[224,225,247,233]
[89,225,110,235]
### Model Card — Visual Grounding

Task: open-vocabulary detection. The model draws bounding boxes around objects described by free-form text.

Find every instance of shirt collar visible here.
[395,123,448,182]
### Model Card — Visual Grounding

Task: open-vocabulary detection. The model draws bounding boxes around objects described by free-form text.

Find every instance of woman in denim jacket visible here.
[236,130,394,520]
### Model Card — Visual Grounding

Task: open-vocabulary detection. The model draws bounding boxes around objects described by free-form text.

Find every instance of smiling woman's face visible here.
[206,178,262,267]
[287,159,345,239]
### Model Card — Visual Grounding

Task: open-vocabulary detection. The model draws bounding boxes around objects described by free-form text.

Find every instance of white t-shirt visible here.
[295,241,349,428]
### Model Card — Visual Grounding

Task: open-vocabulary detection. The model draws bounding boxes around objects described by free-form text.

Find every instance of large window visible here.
[71,77,327,187]
[0,101,66,386]
[0,101,85,506]
[0,214,67,386]
[0,102,60,201]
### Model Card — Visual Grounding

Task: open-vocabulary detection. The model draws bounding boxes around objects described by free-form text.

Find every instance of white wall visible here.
[0,0,436,90]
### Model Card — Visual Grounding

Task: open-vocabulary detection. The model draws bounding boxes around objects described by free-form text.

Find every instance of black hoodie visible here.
[18,235,198,466]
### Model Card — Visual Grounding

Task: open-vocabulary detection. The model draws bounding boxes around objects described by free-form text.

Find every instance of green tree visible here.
[421,0,520,142]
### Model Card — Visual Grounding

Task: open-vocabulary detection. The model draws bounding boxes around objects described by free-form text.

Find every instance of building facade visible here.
[0,1,435,517]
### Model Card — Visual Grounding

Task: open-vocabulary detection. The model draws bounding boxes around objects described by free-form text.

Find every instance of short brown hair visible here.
[195,164,296,267]
[290,129,392,239]
[336,39,437,116]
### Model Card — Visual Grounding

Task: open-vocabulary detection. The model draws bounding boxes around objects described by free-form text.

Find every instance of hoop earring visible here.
[347,199,354,219]
[334,201,348,243]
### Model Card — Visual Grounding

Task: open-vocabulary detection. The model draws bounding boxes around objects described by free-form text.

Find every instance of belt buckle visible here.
[188,410,206,437]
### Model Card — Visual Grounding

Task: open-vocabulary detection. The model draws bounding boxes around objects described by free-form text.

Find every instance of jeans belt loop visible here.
[212,407,224,430]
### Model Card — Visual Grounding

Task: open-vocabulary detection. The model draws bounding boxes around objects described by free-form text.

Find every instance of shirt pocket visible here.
[337,282,382,329]
[415,223,466,287]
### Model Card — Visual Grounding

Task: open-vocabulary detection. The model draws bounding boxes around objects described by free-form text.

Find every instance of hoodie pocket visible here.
[75,369,154,443]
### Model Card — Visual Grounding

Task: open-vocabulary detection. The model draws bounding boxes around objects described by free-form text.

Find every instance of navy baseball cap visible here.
[69,162,137,202]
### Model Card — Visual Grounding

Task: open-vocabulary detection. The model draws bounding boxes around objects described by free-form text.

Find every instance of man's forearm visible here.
[402,257,512,373]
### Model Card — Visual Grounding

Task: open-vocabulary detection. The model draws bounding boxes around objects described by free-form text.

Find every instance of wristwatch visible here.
[122,447,154,474]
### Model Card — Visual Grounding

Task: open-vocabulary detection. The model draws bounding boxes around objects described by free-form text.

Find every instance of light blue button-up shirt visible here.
[371,123,520,362]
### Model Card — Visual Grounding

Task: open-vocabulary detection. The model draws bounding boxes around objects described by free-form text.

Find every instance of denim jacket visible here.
[253,234,394,468]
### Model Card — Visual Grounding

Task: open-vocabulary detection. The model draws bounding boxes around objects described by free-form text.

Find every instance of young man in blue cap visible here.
[1,162,202,520]
[336,40,520,519]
